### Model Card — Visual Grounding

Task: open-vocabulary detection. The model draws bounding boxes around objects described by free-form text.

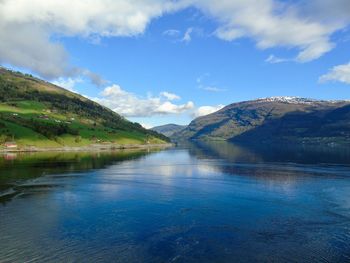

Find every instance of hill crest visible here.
[172,97,350,144]
[0,68,169,149]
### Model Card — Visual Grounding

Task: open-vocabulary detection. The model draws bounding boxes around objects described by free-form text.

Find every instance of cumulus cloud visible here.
[52,77,83,92]
[191,0,347,62]
[0,23,69,79]
[193,105,225,118]
[52,72,106,92]
[319,62,350,84]
[0,0,183,79]
[1,0,350,81]
[160,91,181,100]
[82,70,107,87]
[93,84,194,117]
[300,0,350,25]
[0,0,181,36]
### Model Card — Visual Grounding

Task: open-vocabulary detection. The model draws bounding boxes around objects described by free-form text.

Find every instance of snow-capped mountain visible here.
[173,97,350,143]
[257,96,349,104]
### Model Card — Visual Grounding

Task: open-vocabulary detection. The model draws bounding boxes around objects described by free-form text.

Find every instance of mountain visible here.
[0,68,169,149]
[172,97,350,145]
[151,124,186,137]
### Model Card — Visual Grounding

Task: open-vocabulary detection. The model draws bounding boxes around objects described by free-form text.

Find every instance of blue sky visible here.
[1,0,350,127]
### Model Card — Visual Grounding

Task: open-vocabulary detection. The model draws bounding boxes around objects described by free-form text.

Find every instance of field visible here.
[0,100,166,148]
[0,68,169,149]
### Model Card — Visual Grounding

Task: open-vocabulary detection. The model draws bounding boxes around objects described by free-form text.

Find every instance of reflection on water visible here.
[186,141,350,180]
[1,143,350,262]
[0,150,150,201]
[186,140,350,165]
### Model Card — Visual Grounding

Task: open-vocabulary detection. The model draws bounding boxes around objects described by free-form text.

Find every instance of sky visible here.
[1,0,350,128]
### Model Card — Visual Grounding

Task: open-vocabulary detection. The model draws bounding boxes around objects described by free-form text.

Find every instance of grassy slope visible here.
[0,68,169,148]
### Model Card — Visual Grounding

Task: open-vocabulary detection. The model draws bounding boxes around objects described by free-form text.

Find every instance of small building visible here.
[4,142,17,149]
[39,115,49,119]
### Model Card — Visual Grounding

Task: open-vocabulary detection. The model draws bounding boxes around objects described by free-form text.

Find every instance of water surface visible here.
[1,143,350,262]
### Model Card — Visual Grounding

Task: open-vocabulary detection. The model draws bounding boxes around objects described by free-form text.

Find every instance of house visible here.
[4,142,17,149]
[39,115,49,119]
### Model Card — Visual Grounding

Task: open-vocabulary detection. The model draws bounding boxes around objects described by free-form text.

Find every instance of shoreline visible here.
[0,143,174,153]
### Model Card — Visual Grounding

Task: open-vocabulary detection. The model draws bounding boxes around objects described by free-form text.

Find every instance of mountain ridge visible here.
[151,124,186,137]
[254,96,350,104]
[172,97,350,145]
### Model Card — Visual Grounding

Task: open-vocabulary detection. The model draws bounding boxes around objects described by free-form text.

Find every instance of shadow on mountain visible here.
[231,104,350,145]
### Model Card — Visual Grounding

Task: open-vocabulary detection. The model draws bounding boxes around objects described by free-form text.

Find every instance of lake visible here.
[1,142,350,262]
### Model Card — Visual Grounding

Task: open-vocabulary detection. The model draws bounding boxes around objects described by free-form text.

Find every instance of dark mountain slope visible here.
[173,97,350,145]
[232,104,350,144]
[151,124,186,137]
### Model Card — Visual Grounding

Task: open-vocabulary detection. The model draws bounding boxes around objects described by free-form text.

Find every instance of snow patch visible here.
[257,96,350,104]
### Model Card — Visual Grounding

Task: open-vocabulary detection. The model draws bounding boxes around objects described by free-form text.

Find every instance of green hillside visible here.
[0,68,169,149]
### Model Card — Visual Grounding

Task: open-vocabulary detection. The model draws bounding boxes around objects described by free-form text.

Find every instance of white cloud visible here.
[82,70,107,87]
[0,23,69,79]
[163,29,181,37]
[319,62,350,84]
[164,27,203,43]
[157,101,194,114]
[0,0,182,37]
[182,27,194,43]
[52,72,106,92]
[139,123,153,129]
[93,84,194,117]
[193,105,225,118]
[200,86,226,92]
[191,0,347,62]
[52,77,82,92]
[1,0,350,81]
[0,0,183,79]
[160,91,181,100]
[265,54,290,64]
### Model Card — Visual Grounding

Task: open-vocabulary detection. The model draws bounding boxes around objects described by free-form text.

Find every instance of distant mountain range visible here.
[151,124,186,137]
[0,68,169,149]
[172,97,350,145]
